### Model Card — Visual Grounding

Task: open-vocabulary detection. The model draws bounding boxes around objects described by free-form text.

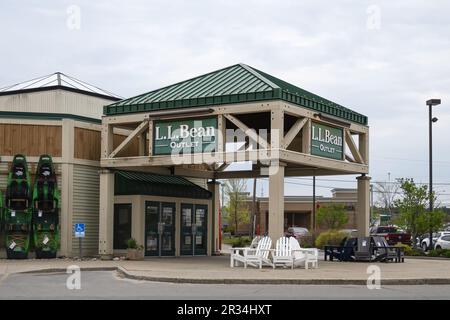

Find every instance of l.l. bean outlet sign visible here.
[153,117,217,155]
[311,122,344,160]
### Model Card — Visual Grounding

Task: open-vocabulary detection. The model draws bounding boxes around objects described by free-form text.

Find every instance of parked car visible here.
[369,226,412,246]
[434,234,450,250]
[285,227,311,245]
[419,231,450,251]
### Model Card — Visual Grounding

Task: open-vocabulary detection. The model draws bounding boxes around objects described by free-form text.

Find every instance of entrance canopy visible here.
[99,63,370,254]
[100,63,369,179]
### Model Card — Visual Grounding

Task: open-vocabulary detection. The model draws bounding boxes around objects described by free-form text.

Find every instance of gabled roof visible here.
[114,170,212,199]
[0,72,122,101]
[105,63,367,125]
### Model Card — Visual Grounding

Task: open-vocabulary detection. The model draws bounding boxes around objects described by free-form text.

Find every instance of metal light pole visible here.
[426,98,441,250]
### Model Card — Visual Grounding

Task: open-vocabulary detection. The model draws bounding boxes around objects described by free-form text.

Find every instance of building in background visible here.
[237,188,358,236]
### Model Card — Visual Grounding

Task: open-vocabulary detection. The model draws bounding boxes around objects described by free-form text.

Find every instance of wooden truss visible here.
[101,101,369,179]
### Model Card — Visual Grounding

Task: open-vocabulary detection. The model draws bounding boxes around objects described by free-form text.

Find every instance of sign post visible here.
[74,223,85,258]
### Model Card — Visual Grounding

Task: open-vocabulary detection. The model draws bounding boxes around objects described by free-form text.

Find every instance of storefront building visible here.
[0,64,370,258]
[99,63,370,259]
[0,72,120,257]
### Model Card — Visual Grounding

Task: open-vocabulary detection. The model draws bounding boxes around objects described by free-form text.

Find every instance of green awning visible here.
[104,63,367,125]
[114,170,212,199]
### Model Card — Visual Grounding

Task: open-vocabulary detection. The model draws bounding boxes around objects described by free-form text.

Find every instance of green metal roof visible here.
[114,170,212,199]
[104,64,368,125]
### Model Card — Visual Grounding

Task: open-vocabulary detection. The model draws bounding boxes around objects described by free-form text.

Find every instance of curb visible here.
[405,256,450,261]
[18,266,117,274]
[115,266,450,286]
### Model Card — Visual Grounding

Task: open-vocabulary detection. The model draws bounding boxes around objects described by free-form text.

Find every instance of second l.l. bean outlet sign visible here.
[311,122,344,160]
[153,117,217,155]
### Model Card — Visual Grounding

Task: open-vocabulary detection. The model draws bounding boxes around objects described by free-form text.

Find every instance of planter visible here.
[126,248,144,260]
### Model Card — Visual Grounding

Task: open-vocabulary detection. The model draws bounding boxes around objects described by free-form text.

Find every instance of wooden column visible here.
[268,107,285,241]
[359,131,369,165]
[138,133,146,156]
[302,119,311,154]
[101,123,114,158]
[99,169,115,259]
[207,181,221,255]
[356,175,371,237]
[268,165,285,241]
[60,119,75,257]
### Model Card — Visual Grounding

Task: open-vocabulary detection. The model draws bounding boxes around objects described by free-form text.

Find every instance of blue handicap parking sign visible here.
[74,223,85,238]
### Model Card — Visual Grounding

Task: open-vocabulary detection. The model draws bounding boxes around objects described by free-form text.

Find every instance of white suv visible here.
[434,234,450,250]
[421,231,450,251]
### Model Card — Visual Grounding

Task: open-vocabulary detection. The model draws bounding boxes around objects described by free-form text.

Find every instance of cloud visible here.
[0,0,449,202]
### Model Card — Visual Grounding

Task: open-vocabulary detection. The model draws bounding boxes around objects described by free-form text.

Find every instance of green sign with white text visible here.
[153,117,217,155]
[311,122,343,160]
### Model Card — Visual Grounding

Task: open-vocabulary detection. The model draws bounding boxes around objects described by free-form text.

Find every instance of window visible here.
[114,204,132,250]
[441,236,450,242]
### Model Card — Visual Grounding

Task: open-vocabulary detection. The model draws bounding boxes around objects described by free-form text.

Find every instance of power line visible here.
[284,177,450,186]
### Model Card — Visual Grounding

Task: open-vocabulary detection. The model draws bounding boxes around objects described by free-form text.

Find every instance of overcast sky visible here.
[1,1,449,205]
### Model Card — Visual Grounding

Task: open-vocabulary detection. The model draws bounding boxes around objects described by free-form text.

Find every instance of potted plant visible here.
[126,238,144,260]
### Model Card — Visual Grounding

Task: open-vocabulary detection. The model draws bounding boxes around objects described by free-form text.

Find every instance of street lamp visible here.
[426,98,441,250]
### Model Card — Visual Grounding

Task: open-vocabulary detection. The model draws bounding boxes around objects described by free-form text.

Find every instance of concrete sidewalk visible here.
[1,255,450,285]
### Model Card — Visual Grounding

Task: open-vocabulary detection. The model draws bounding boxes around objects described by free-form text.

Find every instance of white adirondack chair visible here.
[272,237,295,269]
[249,236,260,248]
[290,237,319,269]
[230,236,273,269]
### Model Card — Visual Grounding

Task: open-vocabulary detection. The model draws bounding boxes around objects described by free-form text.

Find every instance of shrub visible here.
[126,238,142,250]
[428,249,443,257]
[231,236,252,248]
[315,230,347,249]
[443,250,450,259]
[299,235,313,248]
[395,243,423,256]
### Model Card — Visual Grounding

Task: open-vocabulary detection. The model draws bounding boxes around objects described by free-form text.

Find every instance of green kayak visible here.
[4,154,32,259]
[32,155,60,259]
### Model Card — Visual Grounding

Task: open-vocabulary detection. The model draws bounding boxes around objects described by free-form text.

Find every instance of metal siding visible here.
[0,90,113,120]
[71,164,100,255]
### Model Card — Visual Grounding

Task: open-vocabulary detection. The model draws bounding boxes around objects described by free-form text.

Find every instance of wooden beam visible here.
[216,170,267,179]
[344,129,364,164]
[173,167,215,179]
[109,120,149,158]
[281,149,368,174]
[281,102,369,134]
[223,114,270,148]
[283,117,308,149]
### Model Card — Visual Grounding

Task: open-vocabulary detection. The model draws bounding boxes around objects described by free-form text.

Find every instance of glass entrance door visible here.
[145,201,175,256]
[180,203,207,255]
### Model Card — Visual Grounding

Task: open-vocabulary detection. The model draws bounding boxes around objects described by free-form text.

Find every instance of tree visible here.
[317,203,348,230]
[223,179,250,235]
[374,180,399,217]
[394,178,445,247]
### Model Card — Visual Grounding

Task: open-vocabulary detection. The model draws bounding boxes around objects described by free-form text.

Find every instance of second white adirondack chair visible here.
[272,237,295,269]
[230,236,273,269]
